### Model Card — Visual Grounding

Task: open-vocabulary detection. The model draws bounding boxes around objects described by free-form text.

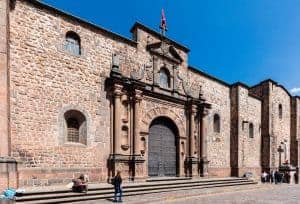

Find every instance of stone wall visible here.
[238,86,261,176]
[250,82,271,170]
[5,0,300,188]
[231,84,262,177]
[9,0,137,186]
[189,70,231,177]
[270,83,291,168]
[250,81,292,170]
[290,97,300,166]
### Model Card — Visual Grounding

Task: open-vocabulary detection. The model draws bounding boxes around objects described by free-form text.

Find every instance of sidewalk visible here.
[75,182,279,204]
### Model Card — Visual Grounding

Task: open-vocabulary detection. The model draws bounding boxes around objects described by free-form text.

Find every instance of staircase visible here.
[15,177,257,204]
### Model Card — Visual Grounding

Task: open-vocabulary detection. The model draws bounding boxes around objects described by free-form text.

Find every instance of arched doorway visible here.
[148,117,178,177]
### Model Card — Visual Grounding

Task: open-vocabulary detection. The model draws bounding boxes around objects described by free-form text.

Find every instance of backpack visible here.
[111,178,115,185]
[3,188,16,200]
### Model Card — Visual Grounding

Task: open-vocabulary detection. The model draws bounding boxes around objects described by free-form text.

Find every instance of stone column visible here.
[134,90,143,155]
[153,56,159,86]
[113,84,123,154]
[132,89,145,180]
[190,105,197,157]
[186,104,198,177]
[200,108,209,177]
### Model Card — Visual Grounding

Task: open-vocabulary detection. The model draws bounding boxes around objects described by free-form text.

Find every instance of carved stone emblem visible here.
[130,65,145,81]
[130,59,153,81]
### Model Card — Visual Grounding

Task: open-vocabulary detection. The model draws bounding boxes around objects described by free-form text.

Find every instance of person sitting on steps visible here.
[72,174,88,193]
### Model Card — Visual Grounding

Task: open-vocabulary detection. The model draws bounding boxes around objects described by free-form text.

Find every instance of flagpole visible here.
[160,8,167,38]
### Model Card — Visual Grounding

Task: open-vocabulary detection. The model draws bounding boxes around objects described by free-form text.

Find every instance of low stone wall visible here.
[208,167,231,177]
[17,167,108,187]
[0,157,18,191]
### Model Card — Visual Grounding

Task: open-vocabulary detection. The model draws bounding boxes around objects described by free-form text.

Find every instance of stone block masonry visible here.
[0,0,298,190]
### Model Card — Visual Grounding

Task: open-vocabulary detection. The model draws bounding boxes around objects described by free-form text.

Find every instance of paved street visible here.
[161,185,300,204]
[78,184,300,204]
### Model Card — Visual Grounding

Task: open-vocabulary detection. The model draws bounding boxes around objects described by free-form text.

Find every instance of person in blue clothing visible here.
[112,170,123,202]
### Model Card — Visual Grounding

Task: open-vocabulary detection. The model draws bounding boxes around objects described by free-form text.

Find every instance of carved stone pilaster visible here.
[113,84,123,154]
[153,56,159,86]
[173,65,179,93]
[200,108,209,177]
[134,89,143,155]
[190,105,197,157]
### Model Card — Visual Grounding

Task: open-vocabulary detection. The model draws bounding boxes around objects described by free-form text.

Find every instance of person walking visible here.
[112,170,123,202]
[261,171,268,183]
[274,171,279,184]
[270,170,275,184]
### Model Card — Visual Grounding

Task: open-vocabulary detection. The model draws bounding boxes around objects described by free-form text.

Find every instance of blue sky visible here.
[41,0,300,95]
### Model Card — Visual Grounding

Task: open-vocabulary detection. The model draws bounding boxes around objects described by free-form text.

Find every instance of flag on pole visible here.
[160,9,167,32]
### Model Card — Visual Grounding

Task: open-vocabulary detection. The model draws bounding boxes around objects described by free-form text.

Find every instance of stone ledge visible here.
[0,157,17,163]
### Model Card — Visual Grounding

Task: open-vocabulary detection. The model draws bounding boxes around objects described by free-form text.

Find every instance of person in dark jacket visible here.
[274,171,279,184]
[112,170,123,202]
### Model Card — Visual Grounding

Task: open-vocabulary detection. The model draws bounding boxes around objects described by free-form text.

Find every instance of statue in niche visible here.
[111,53,121,74]
[153,57,159,86]
[173,65,179,92]
[144,59,153,82]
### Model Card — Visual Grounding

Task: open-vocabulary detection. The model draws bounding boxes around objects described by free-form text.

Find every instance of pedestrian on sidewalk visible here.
[261,171,268,183]
[270,170,275,184]
[112,170,123,202]
[274,171,280,184]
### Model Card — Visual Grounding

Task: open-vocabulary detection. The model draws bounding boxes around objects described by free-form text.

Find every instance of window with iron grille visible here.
[64,31,81,55]
[67,118,80,142]
[64,110,87,145]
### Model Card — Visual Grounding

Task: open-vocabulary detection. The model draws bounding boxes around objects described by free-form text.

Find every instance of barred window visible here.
[67,118,80,142]
[160,67,170,88]
[213,114,220,133]
[65,31,81,55]
[64,110,87,144]
[249,123,254,138]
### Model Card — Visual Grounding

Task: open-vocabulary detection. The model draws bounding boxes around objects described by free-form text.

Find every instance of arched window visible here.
[213,114,220,133]
[64,110,87,144]
[65,31,81,55]
[160,67,170,88]
[249,123,254,138]
[279,104,283,119]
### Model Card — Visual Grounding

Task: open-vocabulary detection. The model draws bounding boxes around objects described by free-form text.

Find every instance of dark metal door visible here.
[148,118,177,177]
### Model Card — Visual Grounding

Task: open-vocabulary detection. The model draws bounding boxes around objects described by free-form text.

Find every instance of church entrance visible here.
[148,117,178,177]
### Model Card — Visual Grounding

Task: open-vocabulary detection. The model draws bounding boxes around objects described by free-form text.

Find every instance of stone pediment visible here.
[146,42,183,64]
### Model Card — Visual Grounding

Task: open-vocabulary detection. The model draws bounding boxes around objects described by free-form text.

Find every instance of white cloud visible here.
[290,87,300,94]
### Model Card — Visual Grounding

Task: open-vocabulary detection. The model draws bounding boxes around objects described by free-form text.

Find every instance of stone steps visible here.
[15,177,257,204]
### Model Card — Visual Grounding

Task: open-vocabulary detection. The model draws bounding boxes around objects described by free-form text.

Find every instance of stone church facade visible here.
[0,0,299,190]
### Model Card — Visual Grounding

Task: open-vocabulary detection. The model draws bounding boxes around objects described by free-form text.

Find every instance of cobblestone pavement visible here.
[77,183,300,204]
